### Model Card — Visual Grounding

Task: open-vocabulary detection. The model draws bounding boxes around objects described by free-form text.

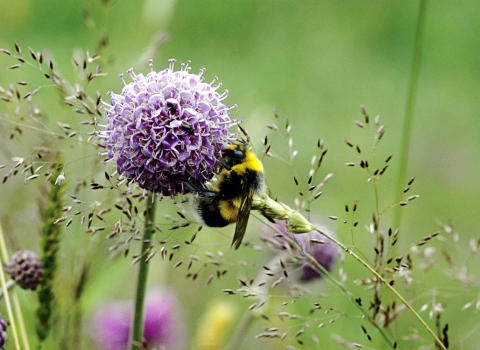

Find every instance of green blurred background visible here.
[1,0,479,349]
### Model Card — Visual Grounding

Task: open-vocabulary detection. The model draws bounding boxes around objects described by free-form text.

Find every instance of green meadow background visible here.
[1,0,479,349]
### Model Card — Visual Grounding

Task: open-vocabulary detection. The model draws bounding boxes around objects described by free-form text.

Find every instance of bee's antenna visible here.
[238,124,250,144]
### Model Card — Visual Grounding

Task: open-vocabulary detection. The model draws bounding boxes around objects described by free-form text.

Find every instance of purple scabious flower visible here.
[5,249,43,291]
[0,313,7,349]
[100,59,237,196]
[262,222,338,281]
[91,287,185,350]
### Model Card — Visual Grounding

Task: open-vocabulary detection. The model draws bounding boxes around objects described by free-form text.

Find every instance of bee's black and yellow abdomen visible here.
[192,197,238,227]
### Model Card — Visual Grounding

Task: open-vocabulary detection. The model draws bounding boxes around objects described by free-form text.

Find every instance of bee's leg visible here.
[184,181,226,200]
[184,181,200,192]
[198,191,226,199]
[262,212,276,224]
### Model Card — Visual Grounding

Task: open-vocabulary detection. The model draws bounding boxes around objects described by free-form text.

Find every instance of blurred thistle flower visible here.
[100,59,237,196]
[194,301,237,350]
[91,287,185,350]
[0,313,6,349]
[5,249,43,291]
[262,222,338,281]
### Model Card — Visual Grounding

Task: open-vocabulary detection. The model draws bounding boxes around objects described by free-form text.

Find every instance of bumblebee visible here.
[187,142,265,249]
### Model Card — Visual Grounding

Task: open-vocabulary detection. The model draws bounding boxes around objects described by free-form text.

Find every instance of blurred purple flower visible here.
[262,222,338,281]
[100,59,236,196]
[0,313,7,349]
[92,287,185,350]
[92,301,130,350]
[5,249,43,291]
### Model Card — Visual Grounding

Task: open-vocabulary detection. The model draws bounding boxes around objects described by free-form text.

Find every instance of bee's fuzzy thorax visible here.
[237,149,264,174]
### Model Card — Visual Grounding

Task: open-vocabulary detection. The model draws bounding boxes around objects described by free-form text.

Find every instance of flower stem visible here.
[0,222,21,350]
[224,311,254,350]
[0,279,15,298]
[130,194,156,350]
[0,220,31,350]
[12,294,31,350]
[393,0,429,230]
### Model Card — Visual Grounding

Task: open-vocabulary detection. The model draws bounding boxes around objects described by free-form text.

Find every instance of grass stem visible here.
[393,0,429,230]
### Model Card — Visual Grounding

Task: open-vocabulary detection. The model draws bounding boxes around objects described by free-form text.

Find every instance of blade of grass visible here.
[393,0,429,231]
[0,222,21,350]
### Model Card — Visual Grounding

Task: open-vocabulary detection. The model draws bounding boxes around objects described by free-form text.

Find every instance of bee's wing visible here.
[231,184,254,250]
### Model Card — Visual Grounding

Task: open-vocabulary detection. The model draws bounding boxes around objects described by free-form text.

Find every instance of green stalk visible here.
[12,294,30,350]
[393,0,429,230]
[130,193,156,350]
[0,223,21,350]
[224,309,254,350]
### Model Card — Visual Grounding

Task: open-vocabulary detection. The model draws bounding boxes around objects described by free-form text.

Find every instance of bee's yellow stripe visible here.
[218,201,239,223]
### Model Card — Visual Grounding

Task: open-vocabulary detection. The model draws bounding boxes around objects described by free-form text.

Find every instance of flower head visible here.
[0,313,7,349]
[91,287,185,350]
[101,59,237,196]
[6,249,43,290]
[262,222,338,281]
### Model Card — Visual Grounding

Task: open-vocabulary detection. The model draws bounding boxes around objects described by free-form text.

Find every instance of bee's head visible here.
[220,143,249,169]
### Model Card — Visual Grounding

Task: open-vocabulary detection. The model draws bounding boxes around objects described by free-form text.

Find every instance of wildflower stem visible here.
[130,193,157,350]
[0,280,15,297]
[0,225,31,350]
[12,295,31,350]
[393,0,428,230]
[224,311,254,350]
[0,223,21,350]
